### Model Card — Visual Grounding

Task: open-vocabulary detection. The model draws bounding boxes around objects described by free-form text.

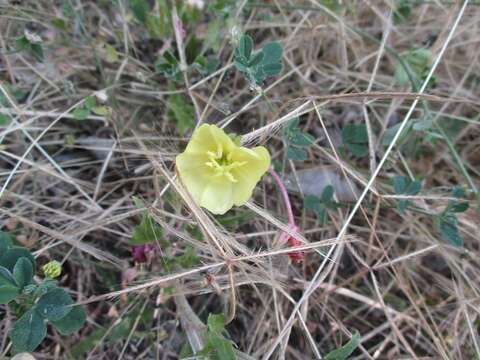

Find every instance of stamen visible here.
[204,149,246,183]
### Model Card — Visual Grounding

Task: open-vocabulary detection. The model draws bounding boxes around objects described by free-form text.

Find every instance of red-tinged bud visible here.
[280,225,305,262]
[132,244,156,263]
[286,235,305,261]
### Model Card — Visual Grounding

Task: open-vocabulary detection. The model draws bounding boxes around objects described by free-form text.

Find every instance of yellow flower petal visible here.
[199,180,234,215]
[176,152,213,202]
[230,147,270,205]
[176,124,270,214]
[185,123,235,155]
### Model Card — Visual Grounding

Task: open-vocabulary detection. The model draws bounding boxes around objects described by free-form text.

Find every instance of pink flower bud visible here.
[132,244,156,263]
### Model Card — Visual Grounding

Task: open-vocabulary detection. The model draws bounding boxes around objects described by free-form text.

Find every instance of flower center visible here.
[205,147,246,182]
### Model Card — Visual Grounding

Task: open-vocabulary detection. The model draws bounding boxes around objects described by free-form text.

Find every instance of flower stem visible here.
[269,167,295,226]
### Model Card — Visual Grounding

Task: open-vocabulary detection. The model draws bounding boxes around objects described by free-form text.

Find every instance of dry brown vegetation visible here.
[1,0,480,359]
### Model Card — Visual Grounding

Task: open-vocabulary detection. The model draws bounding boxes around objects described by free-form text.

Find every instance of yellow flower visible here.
[176,124,270,215]
[42,260,62,279]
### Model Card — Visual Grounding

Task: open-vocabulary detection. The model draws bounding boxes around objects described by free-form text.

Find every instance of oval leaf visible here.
[262,62,282,76]
[0,247,35,273]
[13,257,34,288]
[262,42,283,64]
[51,306,87,335]
[0,285,19,304]
[11,310,47,353]
[0,266,17,286]
[0,231,13,253]
[248,51,264,67]
[36,288,73,321]
[238,34,253,61]
[324,331,360,360]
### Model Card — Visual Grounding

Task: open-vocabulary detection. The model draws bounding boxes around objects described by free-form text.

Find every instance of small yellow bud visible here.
[42,260,62,279]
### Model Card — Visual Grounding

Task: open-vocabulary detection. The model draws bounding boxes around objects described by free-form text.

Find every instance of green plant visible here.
[234,34,283,85]
[155,51,183,82]
[130,212,163,246]
[72,95,109,120]
[304,185,340,225]
[0,232,87,353]
[197,313,236,360]
[15,31,44,62]
[324,331,361,360]
[392,176,422,213]
[435,187,469,247]
[394,48,435,88]
[342,123,368,157]
[282,117,314,161]
[167,93,195,136]
[129,0,171,39]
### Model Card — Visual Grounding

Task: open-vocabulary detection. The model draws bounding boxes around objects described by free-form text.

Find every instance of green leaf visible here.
[10,309,47,353]
[283,118,314,151]
[342,124,368,144]
[30,43,44,62]
[395,48,432,87]
[452,187,466,199]
[392,176,421,213]
[342,123,369,157]
[324,331,361,360]
[177,246,200,269]
[238,34,253,61]
[412,119,433,131]
[304,190,336,225]
[105,44,119,63]
[145,13,169,39]
[0,114,9,126]
[13,258,33,288]
[394,0,411,24]
[201,313,236,360]
[207,313,226,334]
[0,231,13,253]
[252,66,266,84]
[248,51,264,67]
[129,0,149,23]
[155,51,181,81]
[449,202,469,213]
[291,132,314,147]
[0,247,35,273]
[0,85,27,107]
[261,42,283,64]
[405,180,422,195]
[393,176,407,194]
[84,96,96,109]
[398,199,408,213]
[167,94,195,136]
[51,18,68,31]
[0,285,19,304]
[287,146,308,161]
[262,62,282,76]
[36,288,73,321]
[0,266,17,286]
[439,215,463,247]
[51,306,87,335]
[130,213,163,245]
[321,185,334,203]
[72,107,90,120]
[346,143,368,157]
[15,36,30,51]
[382,121,413,146]
[92,106,109,116]
[34,279,58,298]
[15,35,44,62]
[235,60,248,72]
[207,332,236,360]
